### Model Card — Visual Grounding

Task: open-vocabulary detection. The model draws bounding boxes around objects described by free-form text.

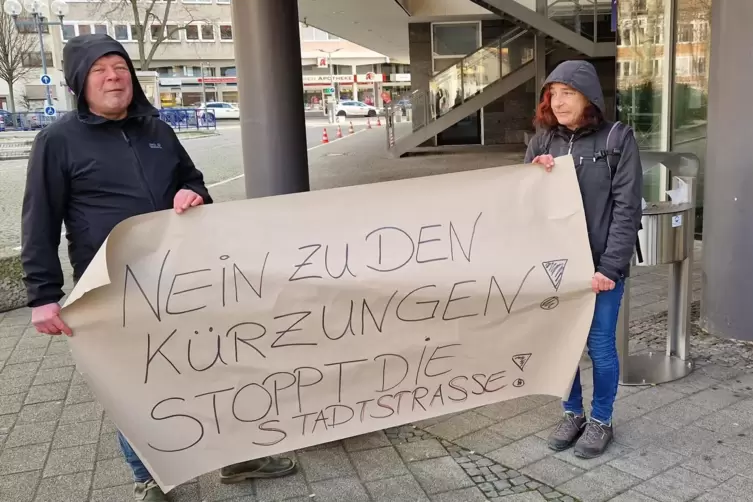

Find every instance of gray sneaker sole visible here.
[220,464,298,484]
[573,447,604,459]
[548,437,581,452]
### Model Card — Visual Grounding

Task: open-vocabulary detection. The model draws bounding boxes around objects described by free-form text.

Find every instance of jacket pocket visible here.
[576,156,612,190]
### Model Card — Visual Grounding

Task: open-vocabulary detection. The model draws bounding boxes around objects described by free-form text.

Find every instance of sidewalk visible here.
[2,133,752,501]
[6,243,751,502]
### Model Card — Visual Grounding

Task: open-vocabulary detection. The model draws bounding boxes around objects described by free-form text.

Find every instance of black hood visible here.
[63,33,158,124]
[541,60,605,114]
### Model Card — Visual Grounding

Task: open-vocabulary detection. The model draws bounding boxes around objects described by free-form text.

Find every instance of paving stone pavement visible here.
[4,240,752,502]
[0,132,744,501]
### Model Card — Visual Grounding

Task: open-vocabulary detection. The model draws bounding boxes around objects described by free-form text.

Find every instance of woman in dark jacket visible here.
[525,60,643,458]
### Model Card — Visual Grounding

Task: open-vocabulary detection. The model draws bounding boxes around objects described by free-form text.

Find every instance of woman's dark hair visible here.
[534,84,604,129]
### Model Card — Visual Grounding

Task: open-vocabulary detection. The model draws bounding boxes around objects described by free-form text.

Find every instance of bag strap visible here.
[542,129,555,155]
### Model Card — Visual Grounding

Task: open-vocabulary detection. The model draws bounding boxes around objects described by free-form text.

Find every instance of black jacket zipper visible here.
[121,128,158,210]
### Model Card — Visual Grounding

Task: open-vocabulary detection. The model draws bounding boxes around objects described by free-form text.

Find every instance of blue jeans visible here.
[563,280,624,424]
[118,431,152,483]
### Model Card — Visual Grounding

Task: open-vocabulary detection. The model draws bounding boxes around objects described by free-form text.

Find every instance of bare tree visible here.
[0,7,38,113]
[16,89,32,111]
[91,0,203,70]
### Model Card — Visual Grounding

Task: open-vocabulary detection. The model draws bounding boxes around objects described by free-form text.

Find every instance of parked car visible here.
[336,100,378,117]
[198,101,240,119]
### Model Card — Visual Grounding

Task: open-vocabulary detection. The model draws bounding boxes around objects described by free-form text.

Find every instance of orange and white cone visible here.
[321,128,329,143]
[376,116,382,127]
[348,121,355,134]
[336,125,343,138]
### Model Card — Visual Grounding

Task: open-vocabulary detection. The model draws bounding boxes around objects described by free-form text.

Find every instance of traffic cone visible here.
[376,116,382,127]
[367,118,372,129]
[321,128,329,143]
[336,125,343,138]
[348,121,355,134]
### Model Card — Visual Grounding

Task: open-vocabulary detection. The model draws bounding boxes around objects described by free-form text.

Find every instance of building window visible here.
[113,24,141,41]
[616,2,666,152]
[61,24,75,40]
[114,24,129,41]
[219,24,232,40]
[432,22,480,56]
[185,23,214,41]
[220,66,236,76]
[14,16,49,34]
[150,24,180,41]
[185,25,199,40]
[677,22,693,43]
[672,0,712,236]
[61,22,107,41]
[184,65,215,77]
[201,24,214,40]
[22,51,53,68]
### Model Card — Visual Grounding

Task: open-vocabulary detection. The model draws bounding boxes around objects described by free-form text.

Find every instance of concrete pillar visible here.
[231,0,309,198]
[701,0,753,341]
[534,0,548,103]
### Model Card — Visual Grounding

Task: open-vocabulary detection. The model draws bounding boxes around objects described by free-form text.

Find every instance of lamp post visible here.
[200,61,210,105]
[4,0,69,109]
[318,48,341,123]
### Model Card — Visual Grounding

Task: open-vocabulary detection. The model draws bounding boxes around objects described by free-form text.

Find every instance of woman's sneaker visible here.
[574,420,614,458]
[547,412,587,451]
[134,479,167,501]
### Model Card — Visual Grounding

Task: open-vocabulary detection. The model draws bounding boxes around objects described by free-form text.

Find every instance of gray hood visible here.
[542,60,605,114]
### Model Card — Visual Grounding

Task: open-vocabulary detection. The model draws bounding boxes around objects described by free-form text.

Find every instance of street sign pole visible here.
[34,13,52,108]
[328,60,335,123]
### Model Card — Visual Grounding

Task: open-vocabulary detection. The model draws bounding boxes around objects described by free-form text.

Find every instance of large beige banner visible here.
[61,155,595,491]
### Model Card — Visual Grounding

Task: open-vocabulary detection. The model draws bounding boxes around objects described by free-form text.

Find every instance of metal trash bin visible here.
[616,152,700,386]
[639,201,693,266]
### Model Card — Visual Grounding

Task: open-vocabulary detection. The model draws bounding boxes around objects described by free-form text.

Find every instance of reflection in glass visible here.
[615,0,666,202]
[671,0,711,235]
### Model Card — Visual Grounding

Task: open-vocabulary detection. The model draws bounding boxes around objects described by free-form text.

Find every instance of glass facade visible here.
[671,0,711,234]
[616,0,711,235]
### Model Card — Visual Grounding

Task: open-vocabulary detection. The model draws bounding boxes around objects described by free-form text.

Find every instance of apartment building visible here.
[0,0,408,112]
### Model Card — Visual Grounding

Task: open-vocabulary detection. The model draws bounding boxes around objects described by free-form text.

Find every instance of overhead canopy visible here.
[297,0,495,62]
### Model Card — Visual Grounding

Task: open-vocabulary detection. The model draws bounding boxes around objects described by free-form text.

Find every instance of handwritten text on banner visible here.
[62,156,595,490]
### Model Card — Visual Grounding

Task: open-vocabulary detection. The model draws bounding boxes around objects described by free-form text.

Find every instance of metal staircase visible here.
[390,28,566,158]
[470,0,616,57]
[388,0,616,158]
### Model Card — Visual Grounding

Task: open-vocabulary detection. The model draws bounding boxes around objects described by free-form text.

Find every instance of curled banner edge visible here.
[60,235,112,310]
[60,211,155,311]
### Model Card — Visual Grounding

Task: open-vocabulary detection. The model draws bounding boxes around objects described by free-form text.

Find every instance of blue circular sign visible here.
[40,74,51,85]
[44,106,56,116]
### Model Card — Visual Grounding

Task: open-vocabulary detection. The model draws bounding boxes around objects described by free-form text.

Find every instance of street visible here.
[0,121,379,251]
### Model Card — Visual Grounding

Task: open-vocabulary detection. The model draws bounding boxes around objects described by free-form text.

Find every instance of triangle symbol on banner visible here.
[542,259,568,292]
[512,353,532,372]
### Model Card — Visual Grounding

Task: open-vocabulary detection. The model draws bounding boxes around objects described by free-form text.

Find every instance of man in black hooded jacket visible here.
[21,34,296,501]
